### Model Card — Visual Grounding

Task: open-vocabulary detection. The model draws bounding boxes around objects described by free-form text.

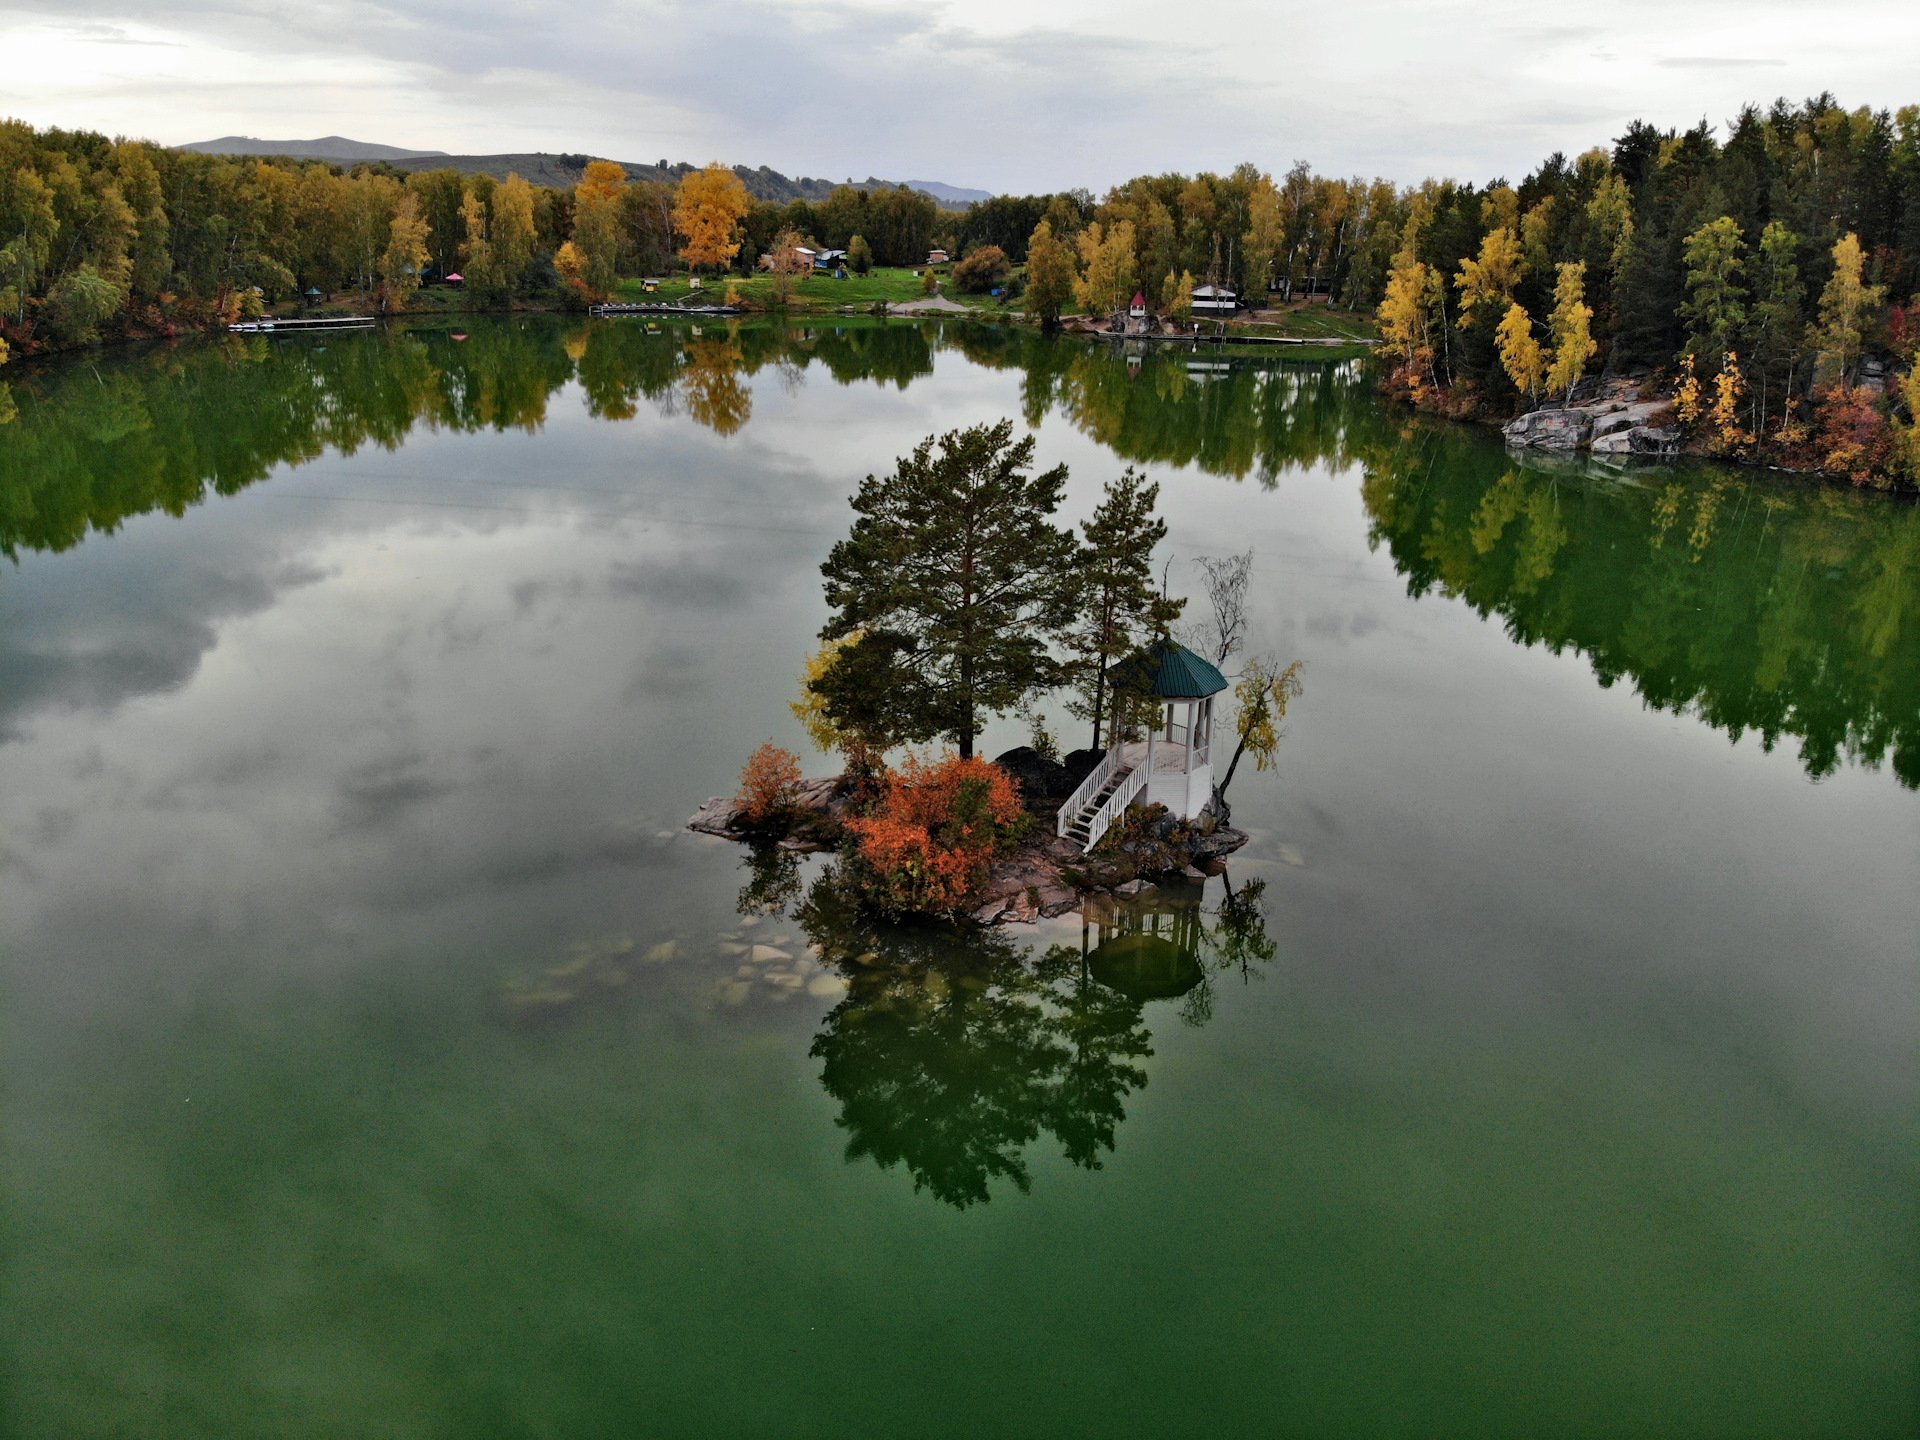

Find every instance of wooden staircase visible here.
[1057,749,1146,853]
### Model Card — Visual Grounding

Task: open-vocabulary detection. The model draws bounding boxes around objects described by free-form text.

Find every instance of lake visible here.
[1,317,1915,1438]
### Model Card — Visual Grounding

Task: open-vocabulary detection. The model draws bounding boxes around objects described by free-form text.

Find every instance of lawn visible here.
[611,267,1024,314]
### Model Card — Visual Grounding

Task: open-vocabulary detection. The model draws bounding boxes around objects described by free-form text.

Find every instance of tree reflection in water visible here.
[782,866,1278,1207]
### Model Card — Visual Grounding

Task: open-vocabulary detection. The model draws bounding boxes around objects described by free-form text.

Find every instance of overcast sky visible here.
[3,0,1915,194]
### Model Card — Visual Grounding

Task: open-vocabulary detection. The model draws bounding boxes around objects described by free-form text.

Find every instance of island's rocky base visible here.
[687,748,1250,926]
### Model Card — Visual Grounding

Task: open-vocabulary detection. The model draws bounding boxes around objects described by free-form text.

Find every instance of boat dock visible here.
[590,303,742,317]
[229,316,377,334]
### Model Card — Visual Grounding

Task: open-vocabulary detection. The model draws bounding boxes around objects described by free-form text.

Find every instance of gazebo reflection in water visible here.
[1081,876,1209,1001]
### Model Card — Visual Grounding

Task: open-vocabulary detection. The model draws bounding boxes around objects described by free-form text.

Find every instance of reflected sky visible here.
[0,319,1914,1437]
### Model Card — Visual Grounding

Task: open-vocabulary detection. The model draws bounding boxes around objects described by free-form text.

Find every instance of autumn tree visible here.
[1454,226,1525,327]
[493,173,537,295]
[953,245,1011,293]
[458,188,501,303]
[1495,302,1546,402]
[815,420,1079,758]
[847,233,873,274]
[378,191,431,312]
[1378,230,1445,397]
[1211,658,1304,819]
[1545,260,1597,398]
[767,226,812,305]
[1812,232,1886,387]
[1241,174,1284,307]
[1074,219,1138,317]
[571,161,625,297]
[1024,218,1076,329]
[1065,468,1185,751]
[675,162,752,274]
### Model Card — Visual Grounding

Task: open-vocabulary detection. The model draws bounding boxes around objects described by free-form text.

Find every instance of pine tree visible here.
[1065,468,1185,751]
[816,421,1079,758]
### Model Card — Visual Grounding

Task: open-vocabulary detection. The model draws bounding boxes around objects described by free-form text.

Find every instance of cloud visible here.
[1656,56,1789,70]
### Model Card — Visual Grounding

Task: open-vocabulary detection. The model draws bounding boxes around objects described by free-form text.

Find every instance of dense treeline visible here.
[1369,97,1920,487]
[0,117,959,364]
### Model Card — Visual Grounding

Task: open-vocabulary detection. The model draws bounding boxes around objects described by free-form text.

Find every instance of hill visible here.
[179,135,449,162]
[180,137,986,207]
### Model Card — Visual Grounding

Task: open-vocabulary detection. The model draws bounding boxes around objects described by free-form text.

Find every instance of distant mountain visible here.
[904,180,993,205]
[181,135,449,162]
[178,138,990,208]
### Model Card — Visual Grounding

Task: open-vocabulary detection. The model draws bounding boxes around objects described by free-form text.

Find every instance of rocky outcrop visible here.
[1504,384,1679,460]
[1503,406,1593,451]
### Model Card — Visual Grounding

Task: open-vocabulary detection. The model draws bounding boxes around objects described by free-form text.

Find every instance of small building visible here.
[1056,640,1230,851]
[1191,284,1237,314]
[927,248,950,265]
[1128,291,1147,321]
[641,277,661,293]
[813,248,848,271]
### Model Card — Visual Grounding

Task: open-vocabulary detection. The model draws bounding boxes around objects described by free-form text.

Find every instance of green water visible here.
[1,319,1914,1437]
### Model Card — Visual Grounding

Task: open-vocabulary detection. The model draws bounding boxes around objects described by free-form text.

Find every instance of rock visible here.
[1591,424,1682,457]
[993,746,1074,802]
[807,974,849,999]
[1503,406,1592,451]
[1060,748,1105,789]
[1114,879,1155,898]
[749,945,792,963]
[717,980,750,1006]
[687,795,750,837]
[642,940,678,964]
[1188,826,1251,864]
[1590,400,1673,439]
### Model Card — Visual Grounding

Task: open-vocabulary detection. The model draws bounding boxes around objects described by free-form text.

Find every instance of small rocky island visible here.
[689,741,1249,926]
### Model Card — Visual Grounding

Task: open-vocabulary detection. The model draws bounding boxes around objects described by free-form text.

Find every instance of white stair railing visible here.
[1080,763,1147,852]
[1057,746,1122,839]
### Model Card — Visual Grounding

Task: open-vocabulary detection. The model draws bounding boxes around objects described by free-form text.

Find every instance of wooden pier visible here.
[228,316,376,333]
[589,302,742,317]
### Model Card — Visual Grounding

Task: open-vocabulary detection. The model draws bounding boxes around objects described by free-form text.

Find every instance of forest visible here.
[1,96,1916,483]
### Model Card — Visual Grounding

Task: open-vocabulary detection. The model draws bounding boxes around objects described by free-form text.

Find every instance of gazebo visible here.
[1057,639,1229,851]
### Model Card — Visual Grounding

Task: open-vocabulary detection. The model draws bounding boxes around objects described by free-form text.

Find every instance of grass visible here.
[609,266,1017,313]
[1231,302,1380,342]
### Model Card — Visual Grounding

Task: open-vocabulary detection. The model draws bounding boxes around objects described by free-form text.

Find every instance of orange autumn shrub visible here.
[739,741,802,826]
[845,755,1027,915]
[1811,384,1896,488]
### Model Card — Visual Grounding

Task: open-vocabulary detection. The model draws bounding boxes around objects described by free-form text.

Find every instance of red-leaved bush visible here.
[739,741,802,825]
[844,755,1027,915]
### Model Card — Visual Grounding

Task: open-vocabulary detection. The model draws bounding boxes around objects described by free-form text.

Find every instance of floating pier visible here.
[228,316,377,333]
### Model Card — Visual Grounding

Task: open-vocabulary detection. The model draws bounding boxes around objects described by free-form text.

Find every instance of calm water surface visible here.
[1,319,1915,1438]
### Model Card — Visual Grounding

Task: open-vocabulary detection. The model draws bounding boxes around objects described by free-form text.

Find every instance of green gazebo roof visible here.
[1112,639,1229,699]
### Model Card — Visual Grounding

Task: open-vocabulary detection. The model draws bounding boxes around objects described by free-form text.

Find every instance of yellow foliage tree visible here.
[1812,232,1886,387]
[1378,239,1443,397]
[1073,220,1138,317]
[378,190,431,312]
[1495,301,1545,400]
[1894,363,1920,486]
[493,173,537,294]
[1706,350,1749,455]
[1023,218,1077,328]
[1545,260,1597,397]
[553,240,595,303]
[674,162,751,274]
[1455,226,1525,326]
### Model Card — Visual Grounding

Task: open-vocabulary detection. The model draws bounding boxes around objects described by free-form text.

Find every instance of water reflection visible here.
[782,864,1278,1207]
[1358,428,1920,788]
[3,317,1914,789]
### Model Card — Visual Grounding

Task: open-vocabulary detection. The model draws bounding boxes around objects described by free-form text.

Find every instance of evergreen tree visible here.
[1680,216,1748,364]
[1065,468,1185,751]
[816,421,1078,758]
